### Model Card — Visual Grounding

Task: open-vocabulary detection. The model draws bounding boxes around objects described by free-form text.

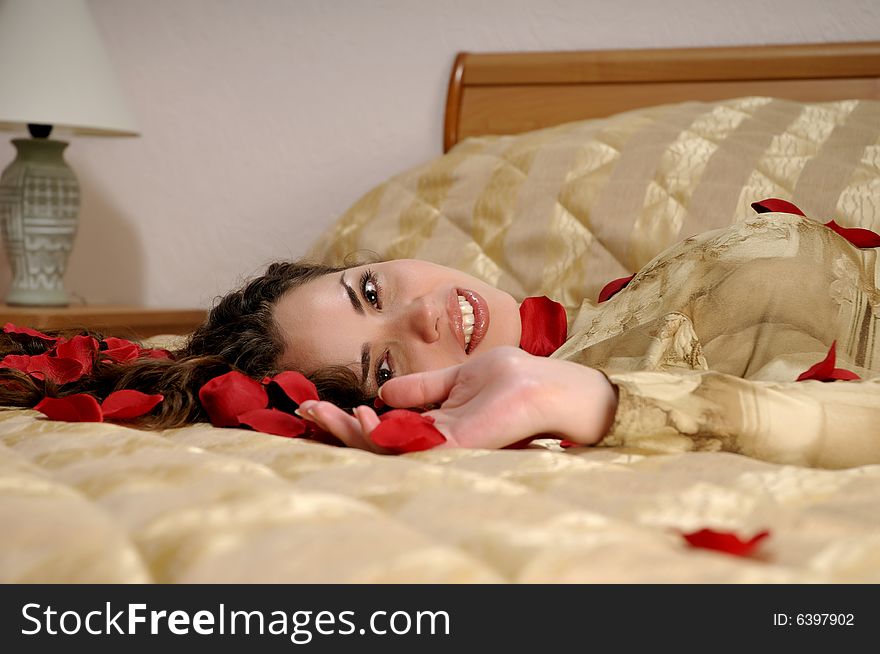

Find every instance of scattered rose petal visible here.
[33,355,86,385]
[35,394,103,422]
[198,371,268,427]
[559,439,578,448]
[53,335,99,377]
[749,199,880,247]
[796,341,860,382]
[597,274,635,303]
[2,353,85,385]
[102,337,141,363]
[682,528,770,557]
[826,368,861,381]
[142,348,172,360]
[100,337,172,362]
[268,370,319,404]
[0,354,32,373]
[3,323,58,342]
[750,198,806,216]
[369,409,446,453]
[101,390,164,420]
[824,220,880,248]
[503,434,564,449]
[519,296,568,356]
[797,344,835,381]
[502,436,540,450]
[237,407,307,438]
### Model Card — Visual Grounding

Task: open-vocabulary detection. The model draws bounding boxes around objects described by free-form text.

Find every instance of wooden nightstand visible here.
[0,304,207,340]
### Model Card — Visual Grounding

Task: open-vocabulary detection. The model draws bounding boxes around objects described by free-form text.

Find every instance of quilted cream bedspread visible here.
[2,408,879,583]
[4,97,880,583]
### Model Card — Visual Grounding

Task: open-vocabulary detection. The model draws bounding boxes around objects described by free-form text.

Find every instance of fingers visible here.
[299,401,378,452]
[379,365,460,408]
[353,405,381,434]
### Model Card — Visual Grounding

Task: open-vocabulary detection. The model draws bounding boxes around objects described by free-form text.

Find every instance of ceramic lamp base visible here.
[0,137,79,306]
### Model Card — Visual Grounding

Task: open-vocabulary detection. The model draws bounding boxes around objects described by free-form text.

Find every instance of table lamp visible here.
[0,0,138,306]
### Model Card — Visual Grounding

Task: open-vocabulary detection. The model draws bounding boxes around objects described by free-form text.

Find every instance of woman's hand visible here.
[298,347,618,452]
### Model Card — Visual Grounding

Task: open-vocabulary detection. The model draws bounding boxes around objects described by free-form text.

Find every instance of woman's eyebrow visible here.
[340,273,364,315]
[340,273,372,392]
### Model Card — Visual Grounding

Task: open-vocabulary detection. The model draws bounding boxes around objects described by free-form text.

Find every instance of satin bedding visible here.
[3,97,880,582]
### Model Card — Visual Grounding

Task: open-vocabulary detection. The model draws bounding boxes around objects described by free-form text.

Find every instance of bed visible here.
[3,41,880,583]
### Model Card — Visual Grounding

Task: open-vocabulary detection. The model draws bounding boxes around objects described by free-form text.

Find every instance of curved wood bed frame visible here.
[444,41,880,152]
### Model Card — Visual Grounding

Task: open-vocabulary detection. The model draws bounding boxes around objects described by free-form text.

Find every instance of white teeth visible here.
[458,295,475,347]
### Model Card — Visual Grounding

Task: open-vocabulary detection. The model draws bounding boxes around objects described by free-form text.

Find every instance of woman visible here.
[287,208,880,467]
[2,206,879,467]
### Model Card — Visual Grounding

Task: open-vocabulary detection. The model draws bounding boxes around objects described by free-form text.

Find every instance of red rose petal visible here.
[198,371,268,427]
[749,199,880,247]
[237,408,307,438]
[682,528,770,557]
[37,356,86,384]
[142,348,172,360]
[3,323,58,342]
[102,337,141,363]
[559,439,578,448]
[824,220,880,248]
[502,436,540,450]
[101,390,164,420]
[10,353,85,385]
[54,335,98,376]
[750,198,806,216]
[796,341,860,382]
[369,409,446,453]
[796,342,837,381]
[102,336,137,349]
[597,274,635,304]
[268,370,319,404]
[1,353,85,385]
[828,368,861,381]
[35,394,103,422]
[518,296,568,357]
[1,354,32,373]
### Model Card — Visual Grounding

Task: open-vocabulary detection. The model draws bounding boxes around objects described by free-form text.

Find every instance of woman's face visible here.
[274,259,522,396]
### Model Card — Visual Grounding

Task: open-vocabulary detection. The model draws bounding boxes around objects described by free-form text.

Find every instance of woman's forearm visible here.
[536,359,619,445]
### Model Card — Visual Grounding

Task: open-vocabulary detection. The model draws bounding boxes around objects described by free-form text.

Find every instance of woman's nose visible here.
[403,297,440,343]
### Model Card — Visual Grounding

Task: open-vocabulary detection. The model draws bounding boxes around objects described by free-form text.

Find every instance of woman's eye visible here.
[376,354,394,386]
[364,279,378,305]
[360,270,381,308]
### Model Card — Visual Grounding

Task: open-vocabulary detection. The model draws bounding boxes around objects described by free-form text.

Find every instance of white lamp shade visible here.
[0,0,138,136]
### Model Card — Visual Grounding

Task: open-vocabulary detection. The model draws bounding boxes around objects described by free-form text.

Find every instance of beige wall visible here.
[0,0,878,308]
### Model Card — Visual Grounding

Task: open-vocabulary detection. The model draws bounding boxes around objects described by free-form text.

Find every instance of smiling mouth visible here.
[456,288,488,354]
[457,294,475,348]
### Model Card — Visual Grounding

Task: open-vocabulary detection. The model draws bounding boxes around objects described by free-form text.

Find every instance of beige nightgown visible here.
[552,211,880,468]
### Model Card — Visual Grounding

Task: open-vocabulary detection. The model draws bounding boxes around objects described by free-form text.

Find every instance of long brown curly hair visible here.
[0,260,370,428]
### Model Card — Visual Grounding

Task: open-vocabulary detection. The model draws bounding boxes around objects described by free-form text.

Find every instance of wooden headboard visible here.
[444,41,880,152]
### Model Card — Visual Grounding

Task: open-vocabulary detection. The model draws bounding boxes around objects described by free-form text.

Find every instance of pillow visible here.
[309,97,880,312]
